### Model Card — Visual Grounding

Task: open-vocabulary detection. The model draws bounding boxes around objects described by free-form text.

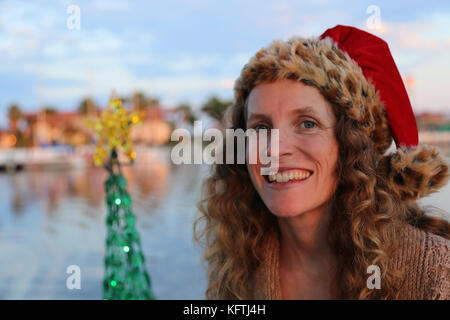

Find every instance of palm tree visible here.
[43,106,58,115]
[78,97,97,115]
[131,91,160,110]
[8,104,22,131]
[201,96,232,122]
[175,103,197,125]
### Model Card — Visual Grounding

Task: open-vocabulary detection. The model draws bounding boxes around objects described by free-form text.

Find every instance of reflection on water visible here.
[0,144,449,299]
[7,149,173,215]
[0,146,209,299]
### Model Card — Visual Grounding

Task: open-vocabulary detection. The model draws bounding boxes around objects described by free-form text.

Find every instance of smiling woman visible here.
[245,80,338,221]
[194,25,450,300]
[245,80,340,299]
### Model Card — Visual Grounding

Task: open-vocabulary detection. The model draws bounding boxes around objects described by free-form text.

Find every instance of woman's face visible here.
[246,79,339,218]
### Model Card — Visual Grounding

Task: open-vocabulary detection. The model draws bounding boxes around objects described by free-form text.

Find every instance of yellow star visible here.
[85,96,142,166]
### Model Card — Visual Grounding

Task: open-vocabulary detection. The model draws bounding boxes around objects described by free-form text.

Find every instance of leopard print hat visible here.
[231,25,449,202]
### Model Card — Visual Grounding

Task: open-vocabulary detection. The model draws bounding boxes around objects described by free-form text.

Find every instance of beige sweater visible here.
[249,223,449,300]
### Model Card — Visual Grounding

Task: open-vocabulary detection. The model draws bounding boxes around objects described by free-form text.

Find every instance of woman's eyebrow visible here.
[247,113,272,124]
[248,106,317,123]
[288,106,317,117]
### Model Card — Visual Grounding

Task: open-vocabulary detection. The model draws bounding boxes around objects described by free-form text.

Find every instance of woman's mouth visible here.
[263,169,313,187]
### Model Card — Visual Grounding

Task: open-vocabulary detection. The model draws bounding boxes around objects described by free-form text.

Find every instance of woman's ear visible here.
[378,145,449,202]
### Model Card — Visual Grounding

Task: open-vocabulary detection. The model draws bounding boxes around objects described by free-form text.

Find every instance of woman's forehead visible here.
[246,80,335,122]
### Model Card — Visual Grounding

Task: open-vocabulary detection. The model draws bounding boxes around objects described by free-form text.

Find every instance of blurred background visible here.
[0,0,449,299]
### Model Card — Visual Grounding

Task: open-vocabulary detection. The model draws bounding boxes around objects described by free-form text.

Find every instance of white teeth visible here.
[266,170,311,183]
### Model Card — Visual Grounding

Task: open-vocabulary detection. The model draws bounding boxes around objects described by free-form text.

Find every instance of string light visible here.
[102,168,155,300]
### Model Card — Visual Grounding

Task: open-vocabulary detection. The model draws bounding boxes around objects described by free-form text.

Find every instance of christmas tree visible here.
[86,94,156,300]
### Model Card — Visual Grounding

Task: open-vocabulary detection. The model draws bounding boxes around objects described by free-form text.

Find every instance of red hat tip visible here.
[320,25,418,148]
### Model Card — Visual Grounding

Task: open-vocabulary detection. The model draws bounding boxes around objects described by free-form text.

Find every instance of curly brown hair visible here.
[194,36,450,300]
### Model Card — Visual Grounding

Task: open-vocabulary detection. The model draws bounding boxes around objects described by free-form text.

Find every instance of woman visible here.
[194,25,450,299]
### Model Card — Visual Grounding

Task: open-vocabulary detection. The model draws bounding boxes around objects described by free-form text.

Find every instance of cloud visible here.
[409,52,450,112]
[84,0,133,14]
[165,54,222,73]
[351,14,450,112]
[356,10,450,59]
[36,74,236,112]
[1,0,449,118]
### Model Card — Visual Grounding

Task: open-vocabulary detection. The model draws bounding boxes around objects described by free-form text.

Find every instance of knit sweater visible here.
[248,223,450,300]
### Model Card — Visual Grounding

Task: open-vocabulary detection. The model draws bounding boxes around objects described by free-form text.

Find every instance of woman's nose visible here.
[267,127,293,158]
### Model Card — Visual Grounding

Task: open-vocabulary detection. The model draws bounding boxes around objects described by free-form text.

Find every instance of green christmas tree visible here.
[85,95,156,300]
[102,150,156,300]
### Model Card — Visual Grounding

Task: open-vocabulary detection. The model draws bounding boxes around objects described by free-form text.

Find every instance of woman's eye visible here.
[299,121,317,129]
[254,124,270,131]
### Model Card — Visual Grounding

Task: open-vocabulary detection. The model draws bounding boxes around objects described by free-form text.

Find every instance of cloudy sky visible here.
[0,0,449,127]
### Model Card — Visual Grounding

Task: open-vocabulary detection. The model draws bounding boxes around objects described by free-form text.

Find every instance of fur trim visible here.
[233,36,449,201]
[233,36,392,153]
[378,145,449,201]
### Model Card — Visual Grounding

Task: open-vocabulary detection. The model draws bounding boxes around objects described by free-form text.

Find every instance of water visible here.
[0,147,210,299]
[0,145,449,300]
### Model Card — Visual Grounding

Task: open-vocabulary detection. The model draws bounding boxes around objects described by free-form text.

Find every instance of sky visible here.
[1,0,450,127]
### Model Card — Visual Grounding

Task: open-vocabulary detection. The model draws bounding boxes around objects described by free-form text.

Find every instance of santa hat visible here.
[232,25,449,201]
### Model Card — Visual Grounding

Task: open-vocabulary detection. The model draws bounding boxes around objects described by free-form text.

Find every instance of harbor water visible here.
[0,144,449,299]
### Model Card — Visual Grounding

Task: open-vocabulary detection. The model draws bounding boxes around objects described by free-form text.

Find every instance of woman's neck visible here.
[277,203,337,299]
[277,203,334,270]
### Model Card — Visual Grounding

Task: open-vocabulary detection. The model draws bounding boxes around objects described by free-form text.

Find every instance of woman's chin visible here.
[266,203,307,218]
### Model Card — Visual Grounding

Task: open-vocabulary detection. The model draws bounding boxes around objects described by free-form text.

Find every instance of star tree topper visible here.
[85,91,142,166]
